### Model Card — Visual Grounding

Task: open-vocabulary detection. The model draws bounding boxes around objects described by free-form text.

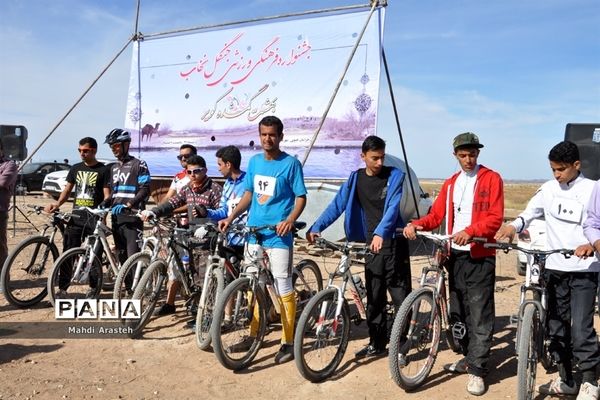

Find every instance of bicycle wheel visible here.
[211,277,268,370]
[113,252,151,301]
[195,266,225,350]
[293,288,350,382]
[1,235,59,307]
[47,247,103,306]
[388,287,441,391]
[517,304,539,400]
[127,259,167,338]
[293,259,323,312]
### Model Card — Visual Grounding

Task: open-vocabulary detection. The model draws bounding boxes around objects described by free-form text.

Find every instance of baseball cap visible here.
[453,132,484,150]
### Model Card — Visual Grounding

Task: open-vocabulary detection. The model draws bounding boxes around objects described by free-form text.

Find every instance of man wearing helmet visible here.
[104,128,151,291]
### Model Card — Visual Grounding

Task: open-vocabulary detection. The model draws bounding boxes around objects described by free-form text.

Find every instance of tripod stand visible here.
[8,173,38,237]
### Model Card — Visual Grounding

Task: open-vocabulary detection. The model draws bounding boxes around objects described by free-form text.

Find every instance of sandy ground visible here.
[0,193,574,400]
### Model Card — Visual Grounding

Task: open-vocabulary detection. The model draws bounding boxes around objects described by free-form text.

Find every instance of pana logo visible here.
[55,299,141,320]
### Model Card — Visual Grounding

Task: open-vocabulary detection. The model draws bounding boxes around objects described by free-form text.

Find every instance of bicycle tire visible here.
[388,287,441,391]
[195,266,225,351]
[211,277,268,370]
[293,288,350,382]
[127,259,167,338]
[293,259,323,312]
[517,304,539,400]
[47,247,103,306]
[1,235,59,307]
[113,252,152,301]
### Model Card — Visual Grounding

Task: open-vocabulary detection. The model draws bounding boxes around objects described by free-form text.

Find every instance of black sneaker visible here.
[153,303,176,316]
[274,344,294,364]
[227,336,255,353]
[185,319,196,331]
[355,344,386,359]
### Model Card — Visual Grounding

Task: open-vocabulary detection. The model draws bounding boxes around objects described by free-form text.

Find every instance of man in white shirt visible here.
[495,141,599,400]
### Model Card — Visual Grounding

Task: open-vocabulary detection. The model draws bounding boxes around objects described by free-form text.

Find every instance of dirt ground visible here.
[0,193,573,400]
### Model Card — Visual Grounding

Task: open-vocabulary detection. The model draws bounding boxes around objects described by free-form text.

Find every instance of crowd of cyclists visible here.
[2,114,600,399]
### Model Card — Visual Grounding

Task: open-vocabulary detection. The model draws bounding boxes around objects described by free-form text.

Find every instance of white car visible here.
[42,169,69,200]
[516,217,546,276]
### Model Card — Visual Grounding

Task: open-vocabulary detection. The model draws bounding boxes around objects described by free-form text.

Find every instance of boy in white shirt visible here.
[495,141,599,400]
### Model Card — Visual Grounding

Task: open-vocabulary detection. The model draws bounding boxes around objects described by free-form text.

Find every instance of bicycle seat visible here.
[293,221,307,231]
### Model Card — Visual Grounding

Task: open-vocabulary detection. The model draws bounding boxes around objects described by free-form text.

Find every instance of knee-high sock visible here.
[280,291,296,345]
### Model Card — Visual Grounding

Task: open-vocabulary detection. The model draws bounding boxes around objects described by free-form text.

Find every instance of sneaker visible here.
[577,382,600,400]
[443,357,468,374]
[153,303,176,316]
[185,319,196,331]
[355,343,386,359]
[466,374,486,396]
[538,377,579,395]
[274,344,294,364]
[85,288,97,299]
[227,336,255,353]
[55,289,68,299]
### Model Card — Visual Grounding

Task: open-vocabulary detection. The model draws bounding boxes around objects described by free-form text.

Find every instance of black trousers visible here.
[59,223,101,290]
[365,236,412,350]
[111,216,143,265]
[0,211,8,271]
[447,251,496,378]
[545,269,600,383]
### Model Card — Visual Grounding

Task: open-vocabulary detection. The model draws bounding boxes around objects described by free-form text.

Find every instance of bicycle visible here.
[210,223,323,371]
[1,204,73,307]
[483,241,573,400]
[46,207,125,305]
[112,216,173,301]
[388,231,471,391]
[293,236,377,382]
[195,223,323,351]
[126,223,208,338]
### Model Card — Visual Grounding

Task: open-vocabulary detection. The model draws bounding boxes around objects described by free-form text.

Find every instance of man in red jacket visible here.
[404,132,504,396]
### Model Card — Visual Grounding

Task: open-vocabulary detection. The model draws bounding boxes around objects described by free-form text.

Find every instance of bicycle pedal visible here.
[509,314,519,325]
[451,322,467,340]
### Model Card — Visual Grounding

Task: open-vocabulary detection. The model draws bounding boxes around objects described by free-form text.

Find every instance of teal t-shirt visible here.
[245,152,307,248]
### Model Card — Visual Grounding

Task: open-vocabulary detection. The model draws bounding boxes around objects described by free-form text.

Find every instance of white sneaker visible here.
[538,377,578,395]
[577,382,600,400]
[467,374,486,396]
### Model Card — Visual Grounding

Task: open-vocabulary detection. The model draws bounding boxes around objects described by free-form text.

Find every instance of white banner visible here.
[125,8,384,178]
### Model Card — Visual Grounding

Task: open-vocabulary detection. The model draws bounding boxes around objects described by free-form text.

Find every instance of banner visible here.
[125,8,384,178]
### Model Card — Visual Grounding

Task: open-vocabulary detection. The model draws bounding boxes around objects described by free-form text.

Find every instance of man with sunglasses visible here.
[163,144,197,201]
[44,137,111,297]
[44,137,111,250]
[141,154,222,315]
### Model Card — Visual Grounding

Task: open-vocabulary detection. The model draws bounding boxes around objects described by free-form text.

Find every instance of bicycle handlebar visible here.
[314,237,370,256]
[484,242,574,257]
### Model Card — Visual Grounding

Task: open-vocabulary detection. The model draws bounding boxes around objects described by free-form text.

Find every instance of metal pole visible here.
[301,1,380,166]
[382,48,421,219]
[17,37,134,172]
[142,3,373,40]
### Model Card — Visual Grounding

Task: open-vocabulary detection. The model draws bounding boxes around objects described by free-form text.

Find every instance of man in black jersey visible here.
[44,137,111,294]
[307,136,411,358]
[104,129,151,287]
[45,137,110,249]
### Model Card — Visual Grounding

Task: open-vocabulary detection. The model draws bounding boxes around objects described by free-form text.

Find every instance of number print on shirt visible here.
[254,175,276,205]
[550,197,584,224]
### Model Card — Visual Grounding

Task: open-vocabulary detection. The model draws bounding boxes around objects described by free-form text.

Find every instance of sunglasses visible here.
[177,154,193,160]
[78,148,93,154]
[186,168,206,175]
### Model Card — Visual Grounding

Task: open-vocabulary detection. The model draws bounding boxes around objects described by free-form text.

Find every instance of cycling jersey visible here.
[108,155,151,213]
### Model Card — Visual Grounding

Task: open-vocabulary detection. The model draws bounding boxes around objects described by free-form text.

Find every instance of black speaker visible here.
[564,123,600,181]
[0,125,28,161]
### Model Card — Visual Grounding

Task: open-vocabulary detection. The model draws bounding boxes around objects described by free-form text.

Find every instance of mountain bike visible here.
[388,231,470,391]
[46,207,124,305]
[1,205,72,307]
[112,216,173,301]
[210,223,323,371]
[195,223,322,351]
[293,236,376,382]
[483,241,573,400]
[127,223,208,338]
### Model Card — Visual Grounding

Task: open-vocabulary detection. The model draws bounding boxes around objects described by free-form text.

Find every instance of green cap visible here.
[453,132,484,150]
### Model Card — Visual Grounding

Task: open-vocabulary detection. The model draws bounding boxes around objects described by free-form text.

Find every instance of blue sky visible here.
[1,0,598,180]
